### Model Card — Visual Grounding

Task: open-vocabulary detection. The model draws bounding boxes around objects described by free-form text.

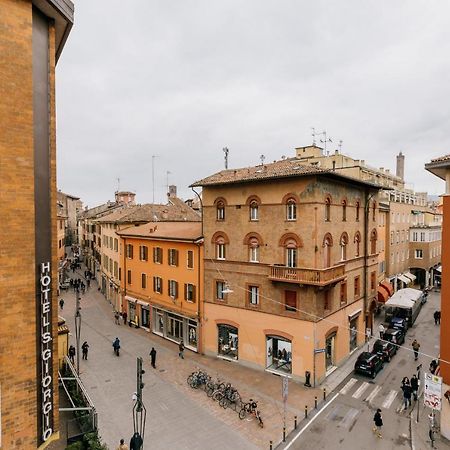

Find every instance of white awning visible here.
[436,265,442,273]
[398,275,411,284]
[348,308,362,321]
[125,295,149,307]
[404,272,416,282]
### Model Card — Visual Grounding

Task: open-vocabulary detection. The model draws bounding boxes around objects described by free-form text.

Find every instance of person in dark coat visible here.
[434,310,439,325]
[178,340,185,359]
[122,311,127,325]
[373,408,383,438]
[68,345,76,364]
[59,298,64,310]
[410,374,419,401]
[150,347,157,368]
[130,432,143,450]
[401,379,412,410]
[436,311,441,324]
[82,341,89,360]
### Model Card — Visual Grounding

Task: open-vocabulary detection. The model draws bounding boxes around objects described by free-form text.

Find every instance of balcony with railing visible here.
[269,263,346,287]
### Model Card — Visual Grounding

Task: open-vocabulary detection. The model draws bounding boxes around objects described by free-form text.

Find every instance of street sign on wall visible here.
[424,372,442,410]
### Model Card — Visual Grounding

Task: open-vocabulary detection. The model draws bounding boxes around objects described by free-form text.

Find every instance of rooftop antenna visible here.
[338,140,343,152]
[260,154,265,165]
[313,130,332,154]
[166,171,171,195]
[117,177,120,193]
[152,155,159,204]
[311,127,316,146]
[223,147,229,169]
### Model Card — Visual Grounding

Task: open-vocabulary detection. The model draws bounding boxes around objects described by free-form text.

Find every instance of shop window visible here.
[248,285,259,306]
[153,247,163,264]
[250,201,259,221]
[153,276,163,294]
[218,324,238,360]
[141,307,150,328]
[126,244,133,259]
[216,201,225,221]
[285,290,297,312]
[167,313,183,341]
[139,245,148,261]
[286,198,297,221]
[325,197,331,221]
[349,318,358,351]
[325,333,336,370]
[168,248,179,266]
[266,336,292,374]
[188,320,197,348]
[187,250,194,269]
[141,273,147,289]
[340,281,347,304]
[185,283,196,302]
[127,270,132,285]
[168,280,178,299]
[154,308,164,335]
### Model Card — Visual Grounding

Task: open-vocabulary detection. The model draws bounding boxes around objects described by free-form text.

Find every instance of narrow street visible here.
[286,289,443,450]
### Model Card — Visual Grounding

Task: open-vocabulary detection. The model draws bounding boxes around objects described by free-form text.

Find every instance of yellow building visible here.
[192,157,380,384]
[117,222,204,352]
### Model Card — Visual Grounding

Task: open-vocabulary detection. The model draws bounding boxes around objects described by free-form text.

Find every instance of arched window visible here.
[286,198,297,221]
[325,196,331,222]
[212,232,229,260]
[216,201,225,221]
[342,199,347,222]
[279,233,302,268]
[370,229,377,255]
[250,200,259,221]
[323,233,333,267]
[355,201,360,222]
[354,232,361,257]
[340,233,348,261]
[248,237,260,263]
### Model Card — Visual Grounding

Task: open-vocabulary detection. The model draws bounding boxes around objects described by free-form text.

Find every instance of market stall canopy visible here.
[380,280,394,296]
[398,274,411,284]
[377,286,389,303]
[385,288,422,309]
[404,272,417,282]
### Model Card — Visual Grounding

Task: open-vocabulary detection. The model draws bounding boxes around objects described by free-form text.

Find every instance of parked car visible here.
[390,317,408,331]
[372,339,396,362]
[383,327,405,347]
[354,352,384,378]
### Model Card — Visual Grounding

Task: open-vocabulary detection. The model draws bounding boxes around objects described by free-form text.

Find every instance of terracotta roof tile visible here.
[117,221,202,241]
[430,154,450,163]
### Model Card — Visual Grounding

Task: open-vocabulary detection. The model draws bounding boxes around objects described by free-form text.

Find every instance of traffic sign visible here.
[424,372,442,411]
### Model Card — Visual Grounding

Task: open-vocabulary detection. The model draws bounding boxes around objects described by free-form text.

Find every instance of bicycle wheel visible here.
[238,407,247,420]
[187,375,194,387]
[206,384,215,397]
[213,391,223,402]
[219,397,229,409]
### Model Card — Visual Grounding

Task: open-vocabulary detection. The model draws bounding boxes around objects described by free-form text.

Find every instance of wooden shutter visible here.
[174,281,178,299]
[192,285,196,302]
[174,250,179,266]
[285,290,296,311]
[184,283,187,300]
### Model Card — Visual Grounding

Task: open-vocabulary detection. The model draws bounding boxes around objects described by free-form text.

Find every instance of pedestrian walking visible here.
[68,345,76,365]
[412,339,420,360]
[116,438,129,450]
[401,376,410,387]
[82,341,89,360]
[434,310,439,325]
[378,323,385,340]
[115,311,121,325]
[150,347,157,368]
[87,278,90,289]
[436,311,441,324]
[410,374,419,401]
[59,298,64,310]
[130,432,143,450]
[122,311,127,325]
[401,379,412,410]
[178,340,185,359]
[430,359,438,375]
[372,408,383,438]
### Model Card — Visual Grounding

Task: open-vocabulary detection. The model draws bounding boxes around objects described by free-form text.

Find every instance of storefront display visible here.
[141,306,150,329]
[266,336,292,374]
[218,324,238,360]
[349,318,358,351]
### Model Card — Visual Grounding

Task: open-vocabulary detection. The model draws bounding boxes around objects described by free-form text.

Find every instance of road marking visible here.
[352,382,369,399]
[339,378,357,395]
[284,392,340,450]
[159,402,169,411]
[382,390,398,409]
[365,385,382,404]
[341,407,359,428]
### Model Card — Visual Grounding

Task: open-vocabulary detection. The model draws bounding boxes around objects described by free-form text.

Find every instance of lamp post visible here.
[74,286,81,375]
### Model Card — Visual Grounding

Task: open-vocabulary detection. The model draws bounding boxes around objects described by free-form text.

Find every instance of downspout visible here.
[123,237,127,314]
[364,189,376,335]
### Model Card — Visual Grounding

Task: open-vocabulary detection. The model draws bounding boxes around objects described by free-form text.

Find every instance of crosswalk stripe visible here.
[365,385,382,403]
[352,382,370,399]
[382,390,398,409]
[340,378,358,395]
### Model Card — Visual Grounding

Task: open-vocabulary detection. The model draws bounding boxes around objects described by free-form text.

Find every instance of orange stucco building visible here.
[117,222,203,352]
[192,157,380,384]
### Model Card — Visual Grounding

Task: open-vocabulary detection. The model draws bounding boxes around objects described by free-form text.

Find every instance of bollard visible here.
[323,387,326,401]
[294,415,298,429]
[269,441,273,450]
[315,396,318,409]
[283,427,286,442]
[305,405,308,419]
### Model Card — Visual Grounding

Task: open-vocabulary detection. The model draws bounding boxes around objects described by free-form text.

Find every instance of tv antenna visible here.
[223,147,229,169]
[312,128,332,154]
[117,177,120,193]
[260,154,265,165]
[166,171,171,195]
[337,140,343,152]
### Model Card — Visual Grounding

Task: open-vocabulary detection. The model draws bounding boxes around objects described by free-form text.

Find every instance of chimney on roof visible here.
[396,151,405,180]
[168,185,177,198]
[115,191,136,205]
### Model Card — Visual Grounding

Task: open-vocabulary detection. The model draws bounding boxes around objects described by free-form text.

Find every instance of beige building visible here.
[192,157,380,384]
[57,190,82,245]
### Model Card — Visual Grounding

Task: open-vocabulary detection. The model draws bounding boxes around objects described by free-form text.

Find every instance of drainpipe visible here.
[123,237,127,315]
[364,189,376,334]
[196,239,202,353]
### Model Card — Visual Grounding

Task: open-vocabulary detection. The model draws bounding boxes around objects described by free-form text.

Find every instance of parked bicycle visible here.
[239,399,264,428]
[206,378,226,398]
[187,369,210,390]
[219,385,241,410]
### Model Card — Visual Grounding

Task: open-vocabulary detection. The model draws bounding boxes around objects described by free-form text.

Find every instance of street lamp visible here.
[74,286,81,375]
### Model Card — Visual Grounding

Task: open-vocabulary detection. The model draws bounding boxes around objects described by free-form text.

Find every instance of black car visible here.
[354,352,384,378]
[372,339,396,362]
[383,328,405,347]
[390,317,408,331]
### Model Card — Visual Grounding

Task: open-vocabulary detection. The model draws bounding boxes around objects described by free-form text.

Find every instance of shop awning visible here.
[436,265,442,273]
[377,286,390,303]
[398,275,411,284]
[404,272,416,282]
[125,295,150,307]
[380,280,394,296]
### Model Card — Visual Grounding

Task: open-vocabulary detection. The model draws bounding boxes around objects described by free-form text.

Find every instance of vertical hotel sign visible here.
[40,262,53,441]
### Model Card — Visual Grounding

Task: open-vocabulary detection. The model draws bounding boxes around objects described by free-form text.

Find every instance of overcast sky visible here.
[56,1,450,207]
